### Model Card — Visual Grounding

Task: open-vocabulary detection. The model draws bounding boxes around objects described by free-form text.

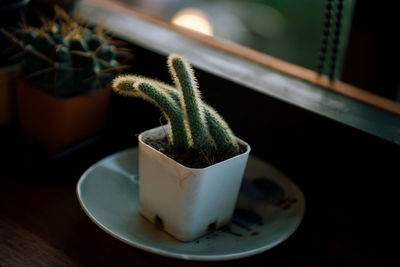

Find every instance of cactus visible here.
[2,6,123,98]
[203,104,239,154]
[136,82,190,149]
[112,54,239,157]
[167,55,212,152]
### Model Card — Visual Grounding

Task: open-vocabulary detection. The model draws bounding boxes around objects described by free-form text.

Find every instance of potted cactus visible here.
[3,7,125,153]
[112,54,250,242]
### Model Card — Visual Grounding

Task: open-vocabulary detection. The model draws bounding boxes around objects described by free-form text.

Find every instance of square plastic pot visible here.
[138,125,250,242]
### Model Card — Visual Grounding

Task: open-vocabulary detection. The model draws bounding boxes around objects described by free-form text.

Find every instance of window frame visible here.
[79,0,400,144]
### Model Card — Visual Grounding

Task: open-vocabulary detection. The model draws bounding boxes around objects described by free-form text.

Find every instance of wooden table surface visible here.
[0,151,378,267]
[1,104,395,266]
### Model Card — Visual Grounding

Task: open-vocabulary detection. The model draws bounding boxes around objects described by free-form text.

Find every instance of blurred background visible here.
[116,0,400,102]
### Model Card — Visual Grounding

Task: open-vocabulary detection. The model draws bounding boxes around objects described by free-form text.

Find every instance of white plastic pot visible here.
[138,125,251,242]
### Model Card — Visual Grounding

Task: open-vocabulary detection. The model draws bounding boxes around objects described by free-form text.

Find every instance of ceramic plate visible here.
[76,148,305,261]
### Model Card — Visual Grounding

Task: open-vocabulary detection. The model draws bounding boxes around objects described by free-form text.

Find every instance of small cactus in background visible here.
[112,54,239,158]
[1,6,127,97]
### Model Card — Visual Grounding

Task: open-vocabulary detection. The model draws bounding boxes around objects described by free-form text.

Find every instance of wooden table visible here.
[0,143,381,267]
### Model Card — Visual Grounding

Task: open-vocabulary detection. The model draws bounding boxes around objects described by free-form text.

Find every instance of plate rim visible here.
[76,147,305,261]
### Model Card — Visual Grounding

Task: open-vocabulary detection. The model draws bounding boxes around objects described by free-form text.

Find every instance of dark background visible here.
[343,0,400,101]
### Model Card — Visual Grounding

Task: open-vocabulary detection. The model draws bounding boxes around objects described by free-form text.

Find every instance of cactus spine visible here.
[112,54,239,156]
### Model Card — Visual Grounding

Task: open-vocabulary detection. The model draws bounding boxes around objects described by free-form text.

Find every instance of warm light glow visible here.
[171,8,214,36]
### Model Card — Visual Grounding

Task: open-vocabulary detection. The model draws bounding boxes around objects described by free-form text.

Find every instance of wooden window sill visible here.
[78,0,400,144]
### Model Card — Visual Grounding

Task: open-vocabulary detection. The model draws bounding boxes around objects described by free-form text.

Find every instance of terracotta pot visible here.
[138,125,251,242]
[16,79,111,154]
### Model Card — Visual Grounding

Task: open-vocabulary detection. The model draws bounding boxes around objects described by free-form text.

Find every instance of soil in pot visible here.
[143,134,248,168]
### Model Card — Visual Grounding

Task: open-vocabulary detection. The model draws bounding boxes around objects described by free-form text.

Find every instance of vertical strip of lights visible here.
[317,0,344,80]
[317,0,333,75]
[329,0,344,80]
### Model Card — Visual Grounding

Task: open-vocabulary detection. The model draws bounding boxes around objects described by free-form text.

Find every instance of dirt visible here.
[143,136,247,168]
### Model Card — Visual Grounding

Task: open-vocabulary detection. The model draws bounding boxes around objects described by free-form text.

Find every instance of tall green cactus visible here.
[167,55,212,152]
[112,54,239,156]
[136,82,190,149]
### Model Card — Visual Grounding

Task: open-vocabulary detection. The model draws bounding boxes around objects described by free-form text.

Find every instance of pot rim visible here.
[138,124,251,171]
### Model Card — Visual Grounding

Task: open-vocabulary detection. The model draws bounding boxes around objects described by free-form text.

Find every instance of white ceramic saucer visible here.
[76,148,305,261]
